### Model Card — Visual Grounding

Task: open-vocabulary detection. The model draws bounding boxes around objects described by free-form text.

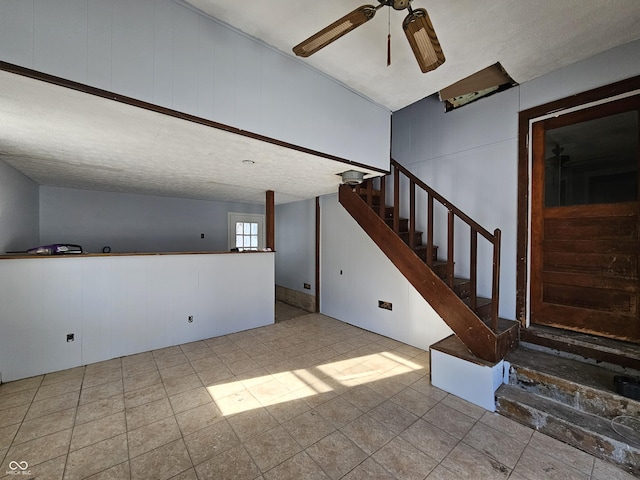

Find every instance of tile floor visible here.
[0,303,636,480]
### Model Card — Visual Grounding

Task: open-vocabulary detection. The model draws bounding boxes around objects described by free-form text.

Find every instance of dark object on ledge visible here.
[614,375,640,400]
[7,244,84,255]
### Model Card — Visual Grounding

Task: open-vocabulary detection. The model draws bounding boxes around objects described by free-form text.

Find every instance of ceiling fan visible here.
[292,0,445,73]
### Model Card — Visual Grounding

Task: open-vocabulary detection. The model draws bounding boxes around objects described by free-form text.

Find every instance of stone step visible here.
[496,384,640,476]
[505,346,640,420]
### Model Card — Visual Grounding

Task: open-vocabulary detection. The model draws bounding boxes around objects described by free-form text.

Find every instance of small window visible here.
[228,213,264,251]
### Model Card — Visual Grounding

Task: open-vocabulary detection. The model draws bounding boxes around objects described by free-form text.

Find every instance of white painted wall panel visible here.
[320,194,452,352]
[275,199,315,294]
[0,160,39,254]
[39,186,264,254]
[0,252,274,381]
[0,0,390,173]
[0,0,33,66]
[33,0,88,81]
[87,0,113,91]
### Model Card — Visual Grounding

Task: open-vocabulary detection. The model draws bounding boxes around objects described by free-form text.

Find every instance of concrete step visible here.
[496,384,640,476]
[496,345,640,476]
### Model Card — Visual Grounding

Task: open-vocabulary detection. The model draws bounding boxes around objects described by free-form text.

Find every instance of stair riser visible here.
[510,366,640,420]
[399,232,423,246]
[384,218,409,231]
[415,247,439,263]
[497,395,640,476]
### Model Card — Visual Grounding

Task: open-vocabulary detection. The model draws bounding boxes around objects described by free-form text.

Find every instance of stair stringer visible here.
[339,184,507,363]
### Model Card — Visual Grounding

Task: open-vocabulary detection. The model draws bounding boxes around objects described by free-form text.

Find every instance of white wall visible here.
[0,160,39,254]
[275,198,315,294]
[0,252,274,382]
[391,39,640,321]
[320,194,453,351]
[0,0,390,172]
[39,186,264,253]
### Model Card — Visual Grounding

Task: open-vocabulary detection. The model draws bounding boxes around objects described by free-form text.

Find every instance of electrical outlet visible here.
[66,333,75,342]
[188,315,194,323]
[201,233,205,239]
[378,301,392,311]
[303,283,311,290]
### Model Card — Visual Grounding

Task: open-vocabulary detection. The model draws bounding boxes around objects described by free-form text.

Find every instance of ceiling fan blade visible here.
[293,5,377,58]
[403,8,445,73]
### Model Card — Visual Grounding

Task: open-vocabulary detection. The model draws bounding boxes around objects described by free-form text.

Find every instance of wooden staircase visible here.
[339,159,519,363]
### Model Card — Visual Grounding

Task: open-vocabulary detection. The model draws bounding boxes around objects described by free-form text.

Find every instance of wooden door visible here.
[530,97,640,343]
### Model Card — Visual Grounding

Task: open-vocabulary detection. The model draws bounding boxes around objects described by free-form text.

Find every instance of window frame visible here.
[228,212,265,251]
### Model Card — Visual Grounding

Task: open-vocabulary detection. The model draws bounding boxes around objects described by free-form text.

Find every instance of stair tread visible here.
[507,345,640,399]
[497,383,640,449]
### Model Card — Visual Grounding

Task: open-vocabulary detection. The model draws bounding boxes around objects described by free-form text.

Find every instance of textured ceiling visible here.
[0,71,379,205]
[182,0,640,111]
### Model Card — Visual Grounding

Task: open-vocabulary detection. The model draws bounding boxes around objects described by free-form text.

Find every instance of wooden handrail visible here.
[370,159,502,332]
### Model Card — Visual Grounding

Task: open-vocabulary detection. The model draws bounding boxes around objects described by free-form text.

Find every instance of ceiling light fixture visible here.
[242,159,255,165]
[341,170,365,185]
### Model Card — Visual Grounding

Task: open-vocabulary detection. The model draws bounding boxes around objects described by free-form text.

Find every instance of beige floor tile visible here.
[121,351,154,368]
[63,433,128,480]
[213,389,261,416]
[373,436,438,480]
[0,424,18,451]
[174,402,224,436]
[340,385,386,413]
[426,464,468,479]
[0,377,43,395]
[158,362,196,382]
[368,400,418,434]
[390,385,439,417]
[0,405,29,429]
[35,378,82,402]
[152,346,183,360]
[179,340,208,354]
[478,411,534,444]
[243,425,302,473]
[82,368,123,389]
[591,458,637,480]
[70,411,126,451]
[0,389,38,411]
[24,390,80,422]
[442,394,487,420]
[305,431,367,480]
[168,387,211,415]
[423,402,476,440]
[163,373,203,398]
[341,457,395,480]
[168,467,197,480]
[409,378,448,402]
[527,432,595,475]
[462,421,527,469]
[512,443,589,480]
[85,359,122,375]
[227,408,279,442]
[79,380,124,405]
[265,397,310,423]
[125,397,173,431]
[22,453,67,480]
[41,367,85,386]
[440,442,511,480]
[122,361,157,379]
[314,396,363,429]
[400,418,458,462]
[154,353,188,370]
[129,438,192,480]
[340,414,396,455]
[183,420,239,465]
[128,416,181,459]
[75,396,124,426]
[282,410,336,449]
[123,383,166,410]
[194,444,260,480]
[367,377,406,399]
[13,408,75,445]
[263,451,330,480]
[123,370,161,393]
[85,461,130,480]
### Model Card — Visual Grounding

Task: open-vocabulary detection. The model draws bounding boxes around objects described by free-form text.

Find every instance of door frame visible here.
[516,75,640,328]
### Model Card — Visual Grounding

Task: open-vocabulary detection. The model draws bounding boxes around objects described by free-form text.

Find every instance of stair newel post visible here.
[447,210,455,287]
[364,179,373,207]
[393,165,400,234]
[379,175,386,219]
[409,180,416,249]
[470,229,478,312]
[426,194,434,267]
[492,228,501,332]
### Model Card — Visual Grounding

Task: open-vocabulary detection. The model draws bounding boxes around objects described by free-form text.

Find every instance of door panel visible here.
[530,97,640,343]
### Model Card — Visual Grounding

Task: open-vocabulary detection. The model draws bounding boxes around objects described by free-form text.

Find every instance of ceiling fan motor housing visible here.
[382,0,411,10]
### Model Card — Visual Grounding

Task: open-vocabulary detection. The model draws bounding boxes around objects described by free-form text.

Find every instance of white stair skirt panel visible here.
[431,347,509,412]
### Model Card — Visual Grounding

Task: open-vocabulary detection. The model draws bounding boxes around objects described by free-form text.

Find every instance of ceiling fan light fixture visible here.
[403,8,445,73]
[293,5,377,57]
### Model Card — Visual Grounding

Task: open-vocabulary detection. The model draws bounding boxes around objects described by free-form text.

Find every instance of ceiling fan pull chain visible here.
[387,7,391,66]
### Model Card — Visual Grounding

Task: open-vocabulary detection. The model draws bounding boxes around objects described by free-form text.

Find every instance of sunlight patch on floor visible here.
[206,351,425,416]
